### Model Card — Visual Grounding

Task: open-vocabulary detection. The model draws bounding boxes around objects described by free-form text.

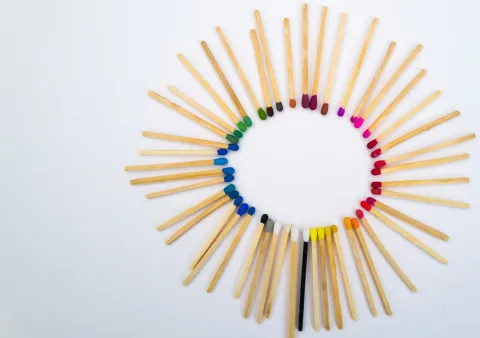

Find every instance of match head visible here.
[226,134,239,144]
[302,94,310,108]
[321,103,329,115]
[276,102,284,112]
[223,175,234,182]
[223,184,235,194]
[355,209,364,219]
[309,95,317,110]
[374,160,387,168]
[274,222,282,234]
[325,226,332,236]
[290,226,299,242]
[350,115,357,123]
[261,214,269,223]
[228,144,239,151]
[354,117,364,128]
[337,107,345,117]
[351,218,360,229]
[233,130,243,138]
[366,197,377,205]
[303,228,310,242]
[265,219,274,232]
[257,108,267,120]
[217,148,228,156]
[371,181,382,188]
[266,106,274,117]
[237,203,249,216]
[228,190,239,199]
[222,167,235,175]
[331,225,338,233]
[360,200,372,211]
[234,196,243,206]
[310,228,318,241]
[371,168,381,176]
[362,129,372,138]
[367,139,378,149]
[344,217,352,230]
[371,148,382,158]
[237,121,247,132]
[243,116,253,127]
[317,227,325,239]
[371,188,382,195]
[214,158,228,165]
[289,99,297,108]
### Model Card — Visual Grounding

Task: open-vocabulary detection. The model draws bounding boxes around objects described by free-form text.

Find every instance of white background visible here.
[1,0,479,337]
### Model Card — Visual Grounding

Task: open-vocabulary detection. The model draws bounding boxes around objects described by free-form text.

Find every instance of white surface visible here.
[1,0,479,337]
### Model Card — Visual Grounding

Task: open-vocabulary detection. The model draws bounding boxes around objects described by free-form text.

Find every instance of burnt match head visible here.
[276,102,284,112]
[321,103,329,115]
[261,214,269,224]
[301,94,309,108]
[289,99,297,108]
[266,106,274,117]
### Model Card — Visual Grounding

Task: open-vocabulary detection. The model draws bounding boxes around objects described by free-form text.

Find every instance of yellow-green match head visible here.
[310,228,318,241]
[317,227,325,239]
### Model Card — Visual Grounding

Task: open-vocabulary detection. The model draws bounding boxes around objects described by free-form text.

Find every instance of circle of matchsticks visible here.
[124,3,475,337]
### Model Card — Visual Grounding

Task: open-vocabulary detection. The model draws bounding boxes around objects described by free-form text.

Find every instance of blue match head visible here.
[228,190,239,199]
[261,214,268,223]
[237,203,249,216]
[223,175,234,182]
[214,158,228,165]
[222,167,235,175]
[223,184,235,194]
[234,196,243,206]
[247,207,256,216]
[217,148,228,156]
[228,144,240,151]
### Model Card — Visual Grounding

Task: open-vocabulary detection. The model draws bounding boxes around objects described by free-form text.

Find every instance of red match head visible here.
[367,139,378,149]
[371,181,382,188]
[356,209,364,219]
[371,188,382,195]
[371,148,382,158]
[360,201,372,211]
[374,160,387,168]
[366,197,377,205]
[371,168,381,176]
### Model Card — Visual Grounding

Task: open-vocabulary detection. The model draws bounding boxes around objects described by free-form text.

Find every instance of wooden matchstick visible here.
[338,17,378,117]
[125,158,229,172]
[331,226,356,320]
[298,228,309,331]
[361,201,448,264]
[138,149,228,156]
[370,110,461,158]
[301,4,309,108]
[318,227,330,329]
[243,219,274,318]
[344,217,377,316]
[356,210,417,292]
[130,167,234,186]
[321,12,347,115]
[366,197,449,241]
[234,214,268,298]
[146,176,234,199]
[207,207,256,292]
[371,188,470,209]
[284,19,296,108]
[142,131,234,149]
[255,10,283,111]
[310,228,321,331]
[250,29,273,118]
[371,177,470,188]
[351,42,396,123]
[148,91,238,143]
[289,227,299,338]
[325,227,343,329]
[309,6,328,110]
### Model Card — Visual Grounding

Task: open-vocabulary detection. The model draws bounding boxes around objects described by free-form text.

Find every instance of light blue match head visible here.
[217,148,228,156]
[228,190,239,199]
[223,184,235,194]
[223,175,234,182]
[214,158,228,165]
[228,144,239,151]
[237,203,249,216]
[247,207,256,216]
[222,167,235,175]
[234,196,243,206]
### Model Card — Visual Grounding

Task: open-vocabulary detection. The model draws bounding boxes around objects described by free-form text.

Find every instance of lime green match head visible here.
[257,108,267,120]
[225,134,239,144]
[243,116,253,127]
[233,130,243,138]
[237,121,247,132]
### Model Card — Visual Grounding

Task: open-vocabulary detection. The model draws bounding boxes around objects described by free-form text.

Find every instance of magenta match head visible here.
[371,181,382,188]
[309,95,318,110]
[354,117,364,128]
[371,168,382,176]
[363,129,372,138]
[356,209,365,219]
[337,107,345,117]
[350,115,357,123]
[366,197,377,205]
[371,148,382,158]
[374,160,387,168]
[371,188,382,195]
[302,94,310,108]
[360,201,372,211]
[367,139,378,149]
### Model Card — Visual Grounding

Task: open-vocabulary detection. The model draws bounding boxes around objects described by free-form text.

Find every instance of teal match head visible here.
[247,207,256,216]
[243,116,253,127]
[223,175,234,182]
[257,108,267,120]
[237,121,247,132]
[234,196,243,206]
[228,190,239,199]
[222,167,235,175]
[228,144,239,151]
[237,203,249,216]
[214,158,228,165]
[217,148,228,156]
[223,184,235,194]
[234,130,243,138]
[225,134,239,144]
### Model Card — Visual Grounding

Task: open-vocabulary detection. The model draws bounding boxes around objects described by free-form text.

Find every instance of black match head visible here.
[261,214,269,224]
[276,102,283,112]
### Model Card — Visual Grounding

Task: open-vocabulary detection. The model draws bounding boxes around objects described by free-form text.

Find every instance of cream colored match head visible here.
[273,222,282,235]
[290,226,299,242]
[302,228,310,242]
[282,224,292,234]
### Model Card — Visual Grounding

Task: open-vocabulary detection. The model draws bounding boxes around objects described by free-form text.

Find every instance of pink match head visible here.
[350,116,357,123]
[354,117,364,128]
[371,168,382,176]
[371,181,382,188]
[371,148,382,158]
[363,129,372,138]
[366,197,377,205]
[356,209,364,219]
[360,201,372,211]
[367,139,378,149]
[374,160,387,168]
[371,188,382,195]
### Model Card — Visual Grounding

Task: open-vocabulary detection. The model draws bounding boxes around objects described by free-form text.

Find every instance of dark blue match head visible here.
[214,158,228,165]
[261,214,268,224]
[237,203,249,216]
[223,184,235,194]
[223,175,234,182]
[248,207,256,216]
[217,148,228,156]
[228,144,240,151]
[228,190,239,199]
[222,167,235,175]
[234,196,243,206]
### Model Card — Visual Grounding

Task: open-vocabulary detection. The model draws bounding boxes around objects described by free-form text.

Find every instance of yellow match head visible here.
[325,227,332,236]
[317,227,325,239]
[344,217,352,230]
[352,218,360,229]
[331,225,338,233]
[310,228,318,241]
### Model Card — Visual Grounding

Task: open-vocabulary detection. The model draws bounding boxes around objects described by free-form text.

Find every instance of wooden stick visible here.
[142,131,229,149]
[339,17,378,115]
[284,18,295,108]
[376,90,441,142]
[366,69,427,133]
[344,217,377,316]
[362,203,449,264]
[302,4,309,103]
[310,229,321,331]
[373,111,461,157]
[125,158,227,172]
[216,27,262,111]
[255,10,282,109]
[373,177,470,188]
[265,224,291,317]
[234,215,267,298]
[130,168,230,185]
[288,227,299,338]
[356,210,417,292]
[368,198,449,241]
[250,29,273,117]
[375,153,469,175]
[310,6,328,108]
[168,85,237,133]
[372,188,470,209]
[165,195,231,245]
[380,133,476,165]
[352,42,396,121]
[332,226,356,320]
[138,149,223,156]
[322,12,347,115]
[325,227,343,329]
[352,218,392,315]
[243,219,274,318]
[146,177,229,199]
[207,208,255,292]
[177,54,242,126]
[318,227,330,329]
[256,222,282,323]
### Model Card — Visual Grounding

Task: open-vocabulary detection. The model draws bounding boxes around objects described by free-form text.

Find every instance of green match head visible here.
[233,130,243,138]
[257,108,267,120]
[225,134,239,144]
[243,116,253,127]
[237,121,247,132]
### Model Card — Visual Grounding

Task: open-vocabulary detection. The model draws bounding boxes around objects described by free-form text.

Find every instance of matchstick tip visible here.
[350,115,357,123]
[228,144,239,151]
[321,103,329,115]
[354,117,364,128]
[234,196,244,206]
[261,214,269,223]
[344,217,352,230]
[302,94,310,108]
[371,181,382,188]
[222,167,235,175]
[374,160,386,168]
[228,191,239,199]
[367,139,378,149]
[371,188,382,195]
[309,95,317,110]
[217,148,228,155]
[266,106,274,117]
[247,207,256,216]
[371,148,382,158]
[289,99,297,108]
[237,203,249,216]
[243,116,253,127]
[237,121,247,132]
[337,107,345,117]
[371,168,381,176]
[366,197,377,205]
[360,201,372,211]
[351,218,360,229]
[223,184,236,194]
[276,102,284,112]
[355,209,364,219]
[226,134,239,144]
[257,108,267,120]
[224,175,235,182]
[214,158,228,165]
[233,130,244,138]
[363,129,372,138]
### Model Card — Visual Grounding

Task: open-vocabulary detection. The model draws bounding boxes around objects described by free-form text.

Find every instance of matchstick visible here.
[355,44,423,128]
[255,10,283,111]
[142,131,238,150]
[156,185,236,231]
[207,207,256,292]
[356,210,417,292]
[325,227,343,329]
[130,167,234,185]
[256,222,282,323]
[216,27,265,118]
[148,91,238,144]
[338,17,378,117]
[321,12,347,115]
[370,111,461,158]
[298,228,309,331]
[289,227,299,338]
[234,214,268,298]
[178,54,246,131]
[344,217,377,316]
[250,29,273,118]
[331,226,356,320]
[371,177,470,188]
[310,6,328,110]
[318,227,330,329]
[138,149,229,156]
[366,197,449,241]
[361,201,448,264]
[284,19,296,108]
[351,42,396,124]
[243,219,274,318]
[363,69,427,138]
[146,176,234,199]
[310,228,320,331]
[124,158,228,172]
[371,188,470,209]
[301,4,309,108]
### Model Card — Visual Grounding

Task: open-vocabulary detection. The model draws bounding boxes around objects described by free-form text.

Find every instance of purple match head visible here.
[367,139,378,149]
[302,94,310,108]
[363,129,372,138]
[247,207,256,216]
[354,117,364,128]
[350,115,357,123]
[366,197,377,205]
[337,107,345,117]
[309,95,318,110]
[234,196,243,206]
[237,203,249,216]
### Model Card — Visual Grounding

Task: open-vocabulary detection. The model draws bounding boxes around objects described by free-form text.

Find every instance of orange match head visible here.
[343,217,352,230]
[351,218,360,229]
